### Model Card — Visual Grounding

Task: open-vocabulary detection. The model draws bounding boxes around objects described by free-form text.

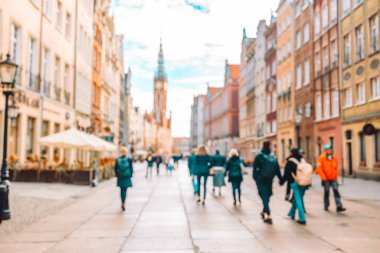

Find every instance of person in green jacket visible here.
[253,141,282,224]
[114,147,133,211]
[195,145,213,205]
[145,151,155,178]
[212,149,227,196]
[225,149,244,205]
[187,149,198,194]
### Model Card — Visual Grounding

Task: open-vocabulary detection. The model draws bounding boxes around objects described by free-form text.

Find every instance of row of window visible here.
[315,0,338,37]
[295,23,310,49]
[315,39,338,76]
[296,59,310,89]
[315,90,340,121]
[344,76,380,107]
[295,0,310,18]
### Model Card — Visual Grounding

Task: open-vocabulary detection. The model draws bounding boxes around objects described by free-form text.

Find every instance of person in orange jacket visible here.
[316,144,346,213]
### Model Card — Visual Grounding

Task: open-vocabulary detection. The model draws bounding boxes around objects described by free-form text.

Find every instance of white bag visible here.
[289,158,313,186]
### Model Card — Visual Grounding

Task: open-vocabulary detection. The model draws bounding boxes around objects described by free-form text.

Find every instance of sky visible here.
[112,0,279,137]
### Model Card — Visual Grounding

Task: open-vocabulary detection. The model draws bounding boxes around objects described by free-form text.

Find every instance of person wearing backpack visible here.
[211,149,227,196]
[195,145,213,205]
[316,144,346,213]
[145,151,155,178]
[225,149,244,205]
[253,141,282,224]
[114,147,134,211]
[281,148,312,225]
[188,149,198,195]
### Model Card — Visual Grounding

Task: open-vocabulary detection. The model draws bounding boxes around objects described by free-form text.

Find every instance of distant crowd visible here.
[112,141,346,225]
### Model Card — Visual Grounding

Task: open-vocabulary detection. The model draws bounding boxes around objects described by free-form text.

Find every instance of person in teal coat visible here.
[145,151,154,178]
[253,141,282,224]
[225,149,244,205]
[114,147,133,211]
[195,145,212,205]
[187,149,198,194]
[212,149,227,195]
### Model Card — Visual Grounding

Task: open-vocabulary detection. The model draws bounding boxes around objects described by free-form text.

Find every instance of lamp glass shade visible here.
[8,104,19,119]
[0,55,18,86]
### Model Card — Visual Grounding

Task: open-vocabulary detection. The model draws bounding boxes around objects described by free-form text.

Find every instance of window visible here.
[355,0,363,7]
[43,48,51,97]
[323,47,329,72]
[322,5,329,31]
[26,118,35,155]
[344,34,351,66]
[296,31,301,49]
[370,15,379,53]
[303,23,309,44]
[359,132,366,163]
[355,25,364,61]
[304,60,310,85]
[65,13,71,39]
[357,82,366,104]
[315,12,321,36]
[324,92,330,119]
[316,93,322,121]
[331,40,338,67]
[296,2,301,17]
[315,51,321,75]
[272,92,277,112]
[10,24,21,64]
[303,0,309,9]
[56,1,62,28]
[343,0,351,15]
[272,120,277,133]
[305,102,311,117]
[371,76,380,100]
[345,87,352,107]
[44,0,52,17]
[330,0,337,23]
[296,65,302,89]
[54,57,60,100]
[375,131,380,162]
[27,37,38,90]
[271,61,276,75]
[332,90,339,117]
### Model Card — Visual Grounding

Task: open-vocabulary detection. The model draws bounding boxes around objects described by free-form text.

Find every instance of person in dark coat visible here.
[155,153,163,176]
[195,145,212,205]
[114,147,133,211]
[145,151,154,178]
[281,148,308,224]
[253,141,282,224]
[225,149,243,205]
[188,149,197,194]
[212,149,227,196]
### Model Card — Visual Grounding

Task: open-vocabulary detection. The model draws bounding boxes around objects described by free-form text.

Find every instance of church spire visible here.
[155,39,167,81]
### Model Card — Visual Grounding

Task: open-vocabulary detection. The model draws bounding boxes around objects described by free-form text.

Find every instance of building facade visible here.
[264,15,278,151]
[190,94,206,149]
[340,0,380,179]
[276,0,296,166]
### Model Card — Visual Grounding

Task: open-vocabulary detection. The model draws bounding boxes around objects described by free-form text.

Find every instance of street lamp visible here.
[0,54,18,222]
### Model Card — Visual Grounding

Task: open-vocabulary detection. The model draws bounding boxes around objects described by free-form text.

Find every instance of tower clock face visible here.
[156,81,162,90]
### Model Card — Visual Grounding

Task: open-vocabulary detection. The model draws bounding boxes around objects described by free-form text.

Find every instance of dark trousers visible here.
[120,187,128,204]
[156,163,161,175]
[197,175,208,200]
[324,180,343,209]
[231,181,241,203]
[257,180,272,215]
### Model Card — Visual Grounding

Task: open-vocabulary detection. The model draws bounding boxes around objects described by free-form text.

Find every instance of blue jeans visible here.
[288,182,306,222]
[324,180,343,209]
[120,187,127,204]
[197,175,208,199]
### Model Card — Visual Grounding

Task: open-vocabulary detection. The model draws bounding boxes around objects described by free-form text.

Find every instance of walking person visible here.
[188,149,198,195]
[195,145,213,205]
[316,145,346,213]
[211,149,227,196]
[155,152,163,176]
[163,151,170,173]
[253,141,282,224]
[145,151,154,178]
[225,149,243,206]
[114,147,133,211]
[281,148,312,225]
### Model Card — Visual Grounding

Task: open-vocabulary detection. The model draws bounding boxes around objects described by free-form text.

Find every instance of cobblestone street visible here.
[1,162,380,253]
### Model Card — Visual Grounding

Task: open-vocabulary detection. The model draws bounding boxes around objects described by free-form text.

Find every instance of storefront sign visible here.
[15,92,40,108]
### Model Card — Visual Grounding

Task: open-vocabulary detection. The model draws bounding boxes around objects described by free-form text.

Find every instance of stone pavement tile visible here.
[242,218,307,233]
[193,238,270,253]
[22,219,81,233]
[139,211,187,221]
[121,237,193,251]
[0,242,55,253]
[68,228,131,239]
[121,250,194,253]
[346,218,380,237]
[1,231,66,243]
[327,237,380,253]
[77,216,136,230]
[131,225,190,238]
[49,238,124,253]
[191,229,253,240]
[190,221,243,231]
[254,231,338,253]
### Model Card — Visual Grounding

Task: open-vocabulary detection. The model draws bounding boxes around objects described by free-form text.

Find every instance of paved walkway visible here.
[1,161,380,253]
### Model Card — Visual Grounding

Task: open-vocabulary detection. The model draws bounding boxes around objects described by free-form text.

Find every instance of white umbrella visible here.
[40,128,97,150]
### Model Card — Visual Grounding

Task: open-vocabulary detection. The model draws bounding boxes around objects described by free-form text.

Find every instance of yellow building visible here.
[276,0,296,166]
[340,0,380,179]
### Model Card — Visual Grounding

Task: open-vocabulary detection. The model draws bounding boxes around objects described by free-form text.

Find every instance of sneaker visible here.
[260,212,265,220]
[233,202,236,206]
[297,220,306,225]
[121,204,125,211]
[264,218,273,225]
[337,207,346,213]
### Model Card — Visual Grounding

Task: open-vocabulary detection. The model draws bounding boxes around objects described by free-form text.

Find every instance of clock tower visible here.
[154,40,167,124]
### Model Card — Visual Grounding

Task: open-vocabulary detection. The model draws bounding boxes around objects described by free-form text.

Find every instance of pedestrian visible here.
[316,144,346,213]
[225,149,244,206]
[211,149,227,196]
[114,147,133,211]
[168,158,174,175]
[187,149,198,195]
[281,148,312,225]
[253,141,282,224]
[155,152,163,176]
[145,151,154,178]
[163,151,170,173]
[195,145,213,205]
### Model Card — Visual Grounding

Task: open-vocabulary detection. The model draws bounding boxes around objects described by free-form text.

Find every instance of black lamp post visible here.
[0,54,18,222]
